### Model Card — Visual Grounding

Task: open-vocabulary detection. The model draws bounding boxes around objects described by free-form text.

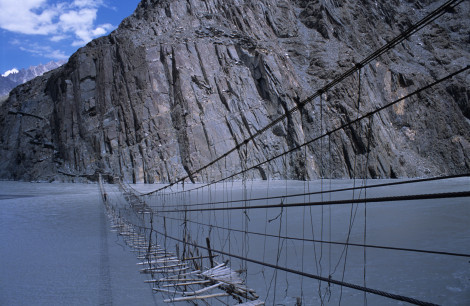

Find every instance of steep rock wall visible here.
[0,0,469,182]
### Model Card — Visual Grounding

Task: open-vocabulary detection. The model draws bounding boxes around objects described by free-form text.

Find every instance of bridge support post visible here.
[206,237,214,268]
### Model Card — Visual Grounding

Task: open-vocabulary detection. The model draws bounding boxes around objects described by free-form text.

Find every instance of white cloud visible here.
[19,43,69,60]
[0,0,115,46]
[46,49,69,60]
[92,25,111,37]
[50,34,68,42]
[73,0,103,8]
[0,0,58,35]
[10,38,22,45]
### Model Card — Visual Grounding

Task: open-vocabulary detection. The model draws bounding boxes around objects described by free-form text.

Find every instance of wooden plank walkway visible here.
[99,176,263,305]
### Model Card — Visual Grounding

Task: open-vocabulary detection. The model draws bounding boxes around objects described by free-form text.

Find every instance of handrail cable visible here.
[146,173,470,210]
[151,213,470,258]
[155,190,470,213]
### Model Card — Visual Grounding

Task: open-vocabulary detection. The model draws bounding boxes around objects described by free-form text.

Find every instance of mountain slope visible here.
[0,0,469,182]
[0,61,66,98]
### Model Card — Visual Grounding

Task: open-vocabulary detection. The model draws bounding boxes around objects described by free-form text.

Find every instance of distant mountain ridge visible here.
[0,61,66,97]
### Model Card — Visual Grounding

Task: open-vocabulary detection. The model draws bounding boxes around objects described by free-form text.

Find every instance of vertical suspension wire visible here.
[319,90,325,305]
[261,161,270,294]
[181,189,190,259]
[228,170,233,281]
[327,112,333,303]
[160,185,166,254]
[242,141,249,301]
[223,158,229,254]
[227,160,231,265]
[178,181,181,257]
[222,156,229,253]
[247,147,256,298]
[213,176,224,262]
[271,152,287,304]
[204,168,209,266]
[363,114,374,306]
[339,66,363,305]
[195,183,200,262]
[284,158,289,299]
[300,140,308,304]
[223,157,231,305]
[309,97,321,304]
[208,167,214,265]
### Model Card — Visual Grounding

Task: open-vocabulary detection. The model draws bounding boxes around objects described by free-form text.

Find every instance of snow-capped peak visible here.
[2,68,19,77]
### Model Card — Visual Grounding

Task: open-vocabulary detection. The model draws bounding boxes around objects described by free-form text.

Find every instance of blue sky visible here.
[0,0,141,74]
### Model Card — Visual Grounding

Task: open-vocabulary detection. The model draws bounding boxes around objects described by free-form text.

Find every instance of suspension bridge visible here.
[97,1,470,304]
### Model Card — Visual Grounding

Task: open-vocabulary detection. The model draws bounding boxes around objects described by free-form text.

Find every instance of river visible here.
[0,182,157,305]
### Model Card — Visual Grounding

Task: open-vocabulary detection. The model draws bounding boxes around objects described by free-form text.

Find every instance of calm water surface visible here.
[0,182,158,306]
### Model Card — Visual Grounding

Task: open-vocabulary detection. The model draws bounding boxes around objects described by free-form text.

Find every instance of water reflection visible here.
[0,182,158,306]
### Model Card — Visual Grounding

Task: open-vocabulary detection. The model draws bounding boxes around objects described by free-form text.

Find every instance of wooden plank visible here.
[141,263,187,271]
[141,267,189,274]
[236,299,265,306]
[130,246,162,251]
[163,270,201,279]
[154,281,223,296]
[191,282,223,295]
[119,232,135,236]
[137,253,174,259]
[180,255,218,261]
[137,258,179,265]
[144,279,160,283]
[163,293,229,303]
[145,278,201,283]
[161,280,211,287]
[202,262,225,273]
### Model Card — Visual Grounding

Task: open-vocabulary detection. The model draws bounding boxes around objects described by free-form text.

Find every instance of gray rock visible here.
[0,0,469,183]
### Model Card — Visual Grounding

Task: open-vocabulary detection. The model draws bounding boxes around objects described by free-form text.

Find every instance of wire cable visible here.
[147,173,470,210]
[152,213,470,258]
[154,190,470,213]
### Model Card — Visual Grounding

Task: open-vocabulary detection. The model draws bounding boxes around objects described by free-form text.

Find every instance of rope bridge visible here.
[98,0,470,304]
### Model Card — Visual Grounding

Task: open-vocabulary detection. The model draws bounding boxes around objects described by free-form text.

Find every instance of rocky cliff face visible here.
[0,0,469,183]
